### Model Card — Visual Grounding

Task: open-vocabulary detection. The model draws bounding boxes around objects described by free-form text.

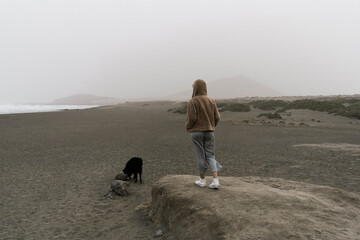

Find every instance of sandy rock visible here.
[111,180,130,196]
[115,172,129,181]
[148,175,360,240]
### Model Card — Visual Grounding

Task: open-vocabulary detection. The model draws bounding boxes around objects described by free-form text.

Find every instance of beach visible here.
[1,101,359,239]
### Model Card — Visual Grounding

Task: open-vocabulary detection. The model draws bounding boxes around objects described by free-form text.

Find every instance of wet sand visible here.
[0,101,359,239]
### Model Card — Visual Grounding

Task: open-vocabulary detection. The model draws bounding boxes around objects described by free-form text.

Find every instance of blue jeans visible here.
[190,131,222,174]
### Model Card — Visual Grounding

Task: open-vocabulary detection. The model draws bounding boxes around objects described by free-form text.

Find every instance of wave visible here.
[0,104,99,114]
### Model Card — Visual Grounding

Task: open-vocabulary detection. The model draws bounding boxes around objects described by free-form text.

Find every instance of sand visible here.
[0,101,359,239]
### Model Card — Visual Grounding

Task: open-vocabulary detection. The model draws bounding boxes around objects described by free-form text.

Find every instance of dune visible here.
[148,175,360,240]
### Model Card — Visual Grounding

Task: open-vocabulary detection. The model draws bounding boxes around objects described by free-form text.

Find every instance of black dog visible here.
[123,157,143,184]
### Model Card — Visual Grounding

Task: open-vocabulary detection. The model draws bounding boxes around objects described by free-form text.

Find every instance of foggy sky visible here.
[1,0,359,104]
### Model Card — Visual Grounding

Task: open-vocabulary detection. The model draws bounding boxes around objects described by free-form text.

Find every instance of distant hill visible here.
[52,94,124,105]
[163,74,282,100]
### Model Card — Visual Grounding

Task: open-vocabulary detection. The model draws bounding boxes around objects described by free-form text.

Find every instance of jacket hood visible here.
[192,79,207,97]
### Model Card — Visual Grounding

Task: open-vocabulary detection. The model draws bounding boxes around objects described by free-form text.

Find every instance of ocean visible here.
[0,104,99,114]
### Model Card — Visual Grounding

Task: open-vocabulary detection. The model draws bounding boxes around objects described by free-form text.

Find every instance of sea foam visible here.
[0,104,99,114]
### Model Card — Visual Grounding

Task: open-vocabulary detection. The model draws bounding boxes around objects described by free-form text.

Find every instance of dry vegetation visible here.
[168,96,360,120]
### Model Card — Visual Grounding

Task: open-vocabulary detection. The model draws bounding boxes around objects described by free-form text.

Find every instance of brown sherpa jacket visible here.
[186,79,221,132]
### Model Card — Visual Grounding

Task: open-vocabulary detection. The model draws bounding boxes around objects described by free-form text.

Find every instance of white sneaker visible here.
[209,178,219,189]
[195,178,206,188]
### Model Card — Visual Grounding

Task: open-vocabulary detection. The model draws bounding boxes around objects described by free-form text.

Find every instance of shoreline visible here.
[0,104,101,115]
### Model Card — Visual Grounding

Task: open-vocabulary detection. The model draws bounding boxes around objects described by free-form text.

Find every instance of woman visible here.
[186,79,222,189]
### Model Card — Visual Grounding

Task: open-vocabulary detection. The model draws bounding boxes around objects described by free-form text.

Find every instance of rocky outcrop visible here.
[111,180,130,196]
[148,175,360,240]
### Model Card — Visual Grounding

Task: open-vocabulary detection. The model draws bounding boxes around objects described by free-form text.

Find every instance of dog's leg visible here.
[140,164,143,184]
[134,173,138,183]
[139,165,142,184]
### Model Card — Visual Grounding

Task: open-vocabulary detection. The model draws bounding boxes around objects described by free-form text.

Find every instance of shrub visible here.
[249,100,288,110]
[280,99,345,113]
[277,98,360,120]
[216,102,251,112]
[342,103,360,119]
[169,102,188,114]
[225,103,251,112]
[335,98,360,105]
[257,112,282,119]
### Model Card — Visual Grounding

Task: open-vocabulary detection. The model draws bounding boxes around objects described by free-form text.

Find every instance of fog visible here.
[1,0,359,104]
